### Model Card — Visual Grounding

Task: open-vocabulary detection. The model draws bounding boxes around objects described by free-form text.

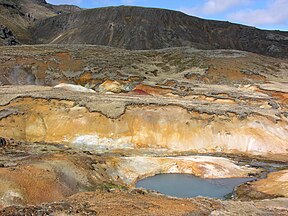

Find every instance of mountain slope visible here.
[1,3,288,58]
[0,0,81,44]
[32,6,288,58]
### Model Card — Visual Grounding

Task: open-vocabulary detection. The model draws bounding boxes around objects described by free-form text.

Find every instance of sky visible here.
[47,0,288,31]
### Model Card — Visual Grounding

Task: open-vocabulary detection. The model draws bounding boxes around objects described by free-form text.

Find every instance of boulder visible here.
[0,25,19,45]
[54,83,95,93]
[98,80,123,93]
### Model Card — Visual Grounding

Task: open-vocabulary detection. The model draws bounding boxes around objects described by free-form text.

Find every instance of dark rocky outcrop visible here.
[0,0,17,8]
[0,137,7,148]
[0,25,19,45]
[32,6,288,58]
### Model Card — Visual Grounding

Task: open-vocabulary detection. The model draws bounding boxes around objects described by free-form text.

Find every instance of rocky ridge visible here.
[0,1,288,57]
[0,0,81,44]
[31,6,288,58]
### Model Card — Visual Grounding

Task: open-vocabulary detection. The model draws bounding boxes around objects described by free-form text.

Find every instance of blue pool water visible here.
[136,174,255,199]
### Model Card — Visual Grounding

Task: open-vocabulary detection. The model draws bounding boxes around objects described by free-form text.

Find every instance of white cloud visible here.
[180,0,250,16]
[202,0,250,14]
[229,0,288,26]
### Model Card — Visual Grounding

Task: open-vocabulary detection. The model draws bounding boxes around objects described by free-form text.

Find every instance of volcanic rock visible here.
[98,80,123,93]
[236,170,288,200]
[32,6,288,58]
[0,2,287,213]
[54,83,95,93]
[0,25,19,45]
[0,0,82,44]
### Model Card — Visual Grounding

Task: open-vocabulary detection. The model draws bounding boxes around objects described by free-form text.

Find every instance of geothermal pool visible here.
[136,174,255,199]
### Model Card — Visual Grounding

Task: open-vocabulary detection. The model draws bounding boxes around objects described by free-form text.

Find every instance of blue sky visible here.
[47,0,288,31]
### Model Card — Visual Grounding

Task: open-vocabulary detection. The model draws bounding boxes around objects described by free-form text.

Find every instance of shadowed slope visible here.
[32,6,288,58]
[0,0,81,44]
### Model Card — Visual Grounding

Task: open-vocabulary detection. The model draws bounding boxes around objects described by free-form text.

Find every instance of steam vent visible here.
[0,1,288,215]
